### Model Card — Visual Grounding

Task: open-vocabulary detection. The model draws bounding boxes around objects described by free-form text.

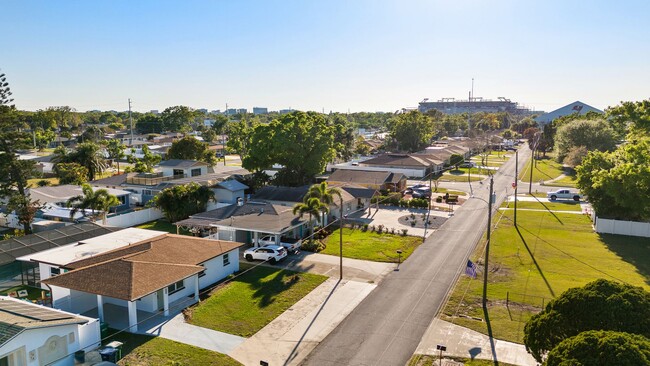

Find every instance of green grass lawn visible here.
[136,220,190,235]
[27,177,60,187]
[518,155,566,183]
[432,188,468,196]
[321,228,423,262]
[439,174,484,183]
[501,200,582,212]
[545,170,578,188]
[409,354,519,366]
[450,167,495,176]
[104,330,242,366]
[441,209,650,343]
[188,265,327,337]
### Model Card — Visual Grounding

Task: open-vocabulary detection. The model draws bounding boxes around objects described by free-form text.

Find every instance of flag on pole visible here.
[465,260,478,279]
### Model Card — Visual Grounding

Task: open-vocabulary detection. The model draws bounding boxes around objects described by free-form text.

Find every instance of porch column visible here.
[163,288,169,317]
[97,295,104,322]
[274,233,280,245]
[253,231,259,247]
[193,275,200,301]
[127,300,138,332]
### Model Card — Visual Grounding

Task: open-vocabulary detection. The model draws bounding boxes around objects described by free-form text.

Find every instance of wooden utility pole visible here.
[482,175,494,309]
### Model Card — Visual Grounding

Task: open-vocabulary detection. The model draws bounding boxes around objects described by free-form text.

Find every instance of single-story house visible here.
[213,180,248,204]
[42,234,242,332]
[27,185,131,213]
[17,228,166,290]
[354,154,443,178]
[0,296,100,366]
[175,201,310,246]
[0,222,121,289]
[327,169,407,192]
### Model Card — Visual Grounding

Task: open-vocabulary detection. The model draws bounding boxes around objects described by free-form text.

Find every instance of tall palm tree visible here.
[70,142,108,181]
[67,183,120,224]
[306,182,342,226]
[293,197,327,237]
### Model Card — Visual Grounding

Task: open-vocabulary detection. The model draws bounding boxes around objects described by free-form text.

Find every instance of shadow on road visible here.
[283,279,341,366]
[515,226,556,298]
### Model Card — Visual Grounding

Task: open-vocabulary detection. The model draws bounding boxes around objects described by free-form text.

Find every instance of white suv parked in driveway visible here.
[243,245,287,264]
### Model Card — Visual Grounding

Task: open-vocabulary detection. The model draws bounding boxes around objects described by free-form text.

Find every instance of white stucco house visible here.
[0,296,100,366]
[42,234,242,332]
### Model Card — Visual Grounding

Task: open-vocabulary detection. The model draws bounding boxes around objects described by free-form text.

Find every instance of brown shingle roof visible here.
[360,154,433,168]
[43,234,243,301]
[328,169,392,185]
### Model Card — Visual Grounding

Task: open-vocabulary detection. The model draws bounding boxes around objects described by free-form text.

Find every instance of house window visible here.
[191,168,201,177]
[173,169,184,177]
[50,267,61,277]
[143,190,153,196]
[223,253,230,266]
[167,280,185,295]
[198,266,206,278]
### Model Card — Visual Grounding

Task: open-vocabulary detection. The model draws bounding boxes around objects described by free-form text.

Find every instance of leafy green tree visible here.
[389,111,434,152]
[524,279,650,363]
[605,99,650,137]
[126,145,161,173]
[292,197,327,237]
[226,118,257,159]
[328,114,355,161]
[66,183,120,224]
[0,72,39,234]
[107,122,125,131]
[449,153,464,168]
[150,183,214,222]
[545,330,650,366]
[200,128,217,143]
[34,129,56,150]
[354,136,371,156]
[244,111,337,186]
[6,195,42,234]
[161,106,195,132]
[555,119,617,163]
[167,136,217,165]
[576,139,650,221]
[563,146,588,167]
[78,125,104,143]
[305,182,342,225]
[210,114,229,135]
[105,139,126,174]
[135,113,163,134]
[55,162,88,185]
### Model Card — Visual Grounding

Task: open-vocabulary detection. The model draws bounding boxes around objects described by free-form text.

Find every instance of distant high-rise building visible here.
[279,109,294,114]
[225,108,237,115]
[150,110,159,114]
[253,107,268,115]
[197,108,208,114]
[211,110,221,114]
[236,108,247,114]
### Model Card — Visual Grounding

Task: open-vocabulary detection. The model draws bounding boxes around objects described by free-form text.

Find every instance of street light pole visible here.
[482,175,494,309]
[339,195,343,280]
[514,150,518,226]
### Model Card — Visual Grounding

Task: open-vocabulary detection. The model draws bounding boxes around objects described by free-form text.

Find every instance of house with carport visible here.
[42,234,242,333]
[0,296,100,366]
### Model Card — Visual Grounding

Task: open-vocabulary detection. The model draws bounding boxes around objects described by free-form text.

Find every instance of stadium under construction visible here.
[418,96,535,115]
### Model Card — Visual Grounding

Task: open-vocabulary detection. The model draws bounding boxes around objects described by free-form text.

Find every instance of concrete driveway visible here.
[347,206,453,238]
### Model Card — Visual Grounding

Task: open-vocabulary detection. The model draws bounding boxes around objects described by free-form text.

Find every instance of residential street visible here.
[302,145,533,366]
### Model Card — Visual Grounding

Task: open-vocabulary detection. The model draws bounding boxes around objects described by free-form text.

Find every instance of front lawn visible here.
[409,354,519,366]
[321,228,423,262]
[501,200,582,212]
[441,209,650,343]
[518,155,566,183]
[136,220,190,235]
[103,330,242,366]
[438,174,484,182]
[188,265,327,337]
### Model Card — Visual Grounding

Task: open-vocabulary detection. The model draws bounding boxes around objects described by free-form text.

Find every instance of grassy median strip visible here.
[441,209,650,343]
[501,200,582,212]
[322,228,423,262]
[188,265,327,337]
[104,330,242,366]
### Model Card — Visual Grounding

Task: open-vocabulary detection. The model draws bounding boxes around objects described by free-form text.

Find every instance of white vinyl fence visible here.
[103,208,164,228]
[595,217,650,238]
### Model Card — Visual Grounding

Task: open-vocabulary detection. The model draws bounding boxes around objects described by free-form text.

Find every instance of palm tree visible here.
[67,183,120,224]
[70,142,108,181]
[293,197,327,238]
[105,139,125,174]
[305,182,342,226]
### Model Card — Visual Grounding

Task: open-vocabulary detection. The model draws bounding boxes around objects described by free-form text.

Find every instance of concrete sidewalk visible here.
[415,318,538,366]
[229,278,376,366]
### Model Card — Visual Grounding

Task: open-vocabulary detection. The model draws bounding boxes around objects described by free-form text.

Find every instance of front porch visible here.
[82,295,198,335]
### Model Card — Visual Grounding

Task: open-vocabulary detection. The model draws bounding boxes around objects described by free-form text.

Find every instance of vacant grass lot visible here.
[501,200,582,212]
[27,177,60,187]
[441,209,650,343]
[518,155,565,183]
[104,330,242,366]
[136,220,190,235]
[322,228,423,262]
[188,265,327,337]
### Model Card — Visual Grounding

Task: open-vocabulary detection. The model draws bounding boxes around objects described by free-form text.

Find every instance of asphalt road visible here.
[301,146,532,366]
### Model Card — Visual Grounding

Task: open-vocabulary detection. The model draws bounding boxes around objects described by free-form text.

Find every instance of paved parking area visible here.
[348,206,454,238]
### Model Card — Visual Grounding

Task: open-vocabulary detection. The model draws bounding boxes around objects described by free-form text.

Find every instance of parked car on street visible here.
[258,235,302,253]
[243,245,287,263]
[459,162,476,168]
[547,189,582,201]
[411,189,431,199]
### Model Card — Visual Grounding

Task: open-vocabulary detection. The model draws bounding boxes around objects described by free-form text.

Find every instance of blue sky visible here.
[3,0,649,113]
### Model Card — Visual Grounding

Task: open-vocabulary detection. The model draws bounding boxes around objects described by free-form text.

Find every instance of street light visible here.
[482,175,494,309]
[339,195,344,280]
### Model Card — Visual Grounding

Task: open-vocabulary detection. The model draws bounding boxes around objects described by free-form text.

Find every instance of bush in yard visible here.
[301,239,326,252]
[435,196,443,203]
[401,229,408,236]
[36,179,51,187]
[545,330,650,366]
[362,223,369,232]
[399,198,408,207]
[390,227,395,234]
[376,224,384,234]
[387,192,402,205]
[370,225,376,232]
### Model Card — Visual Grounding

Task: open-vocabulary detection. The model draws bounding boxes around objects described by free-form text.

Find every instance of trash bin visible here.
[99,347,118,363]
[100,322,109,338]
[74,350,85,363]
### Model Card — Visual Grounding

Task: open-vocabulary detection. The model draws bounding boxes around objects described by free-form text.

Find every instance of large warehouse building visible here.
[418,97,533,115]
